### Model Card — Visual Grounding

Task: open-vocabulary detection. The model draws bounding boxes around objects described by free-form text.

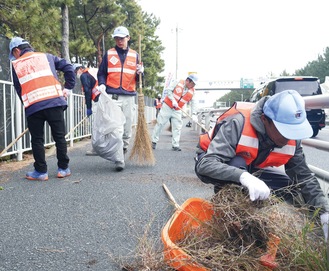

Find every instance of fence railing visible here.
[0,80,156,160]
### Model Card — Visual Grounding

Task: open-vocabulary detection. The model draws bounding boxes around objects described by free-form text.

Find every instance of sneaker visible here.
[152,142,156,149]
[57,168,71,178]
[115,161,125,171]
[85,149,98,156]
[26,170,48,181]
[172,146,181,151]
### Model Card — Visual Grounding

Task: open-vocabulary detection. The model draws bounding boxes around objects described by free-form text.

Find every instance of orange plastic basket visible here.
[161,198,214,271]
[161,197,280,271]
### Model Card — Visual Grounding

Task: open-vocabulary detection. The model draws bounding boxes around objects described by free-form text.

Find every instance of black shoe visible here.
[115,161,125,171]
[172,146,181,151]
[123,148,128,154]
[152,142,156,149]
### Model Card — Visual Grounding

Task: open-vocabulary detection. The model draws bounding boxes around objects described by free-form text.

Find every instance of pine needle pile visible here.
[175,185,327,271]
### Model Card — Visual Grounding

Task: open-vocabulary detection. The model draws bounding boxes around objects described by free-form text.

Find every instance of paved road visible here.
[0,120,213,271]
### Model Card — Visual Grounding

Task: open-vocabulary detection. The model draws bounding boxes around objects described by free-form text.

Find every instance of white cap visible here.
[112,26,129,38]
[73,63,83,71]
[263,89,313,140]
[9,37,30,60]
[187,73,198,85]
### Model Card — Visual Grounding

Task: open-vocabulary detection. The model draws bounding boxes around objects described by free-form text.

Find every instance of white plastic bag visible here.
[92,90,126,162]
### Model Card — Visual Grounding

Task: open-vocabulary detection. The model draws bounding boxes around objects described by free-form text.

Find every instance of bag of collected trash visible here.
[92,89,125,162]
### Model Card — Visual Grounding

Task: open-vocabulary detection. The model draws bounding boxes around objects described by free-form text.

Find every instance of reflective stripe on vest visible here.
[163,80,195,110]
[198,102,296,167]
[106,48,137,91]
[13,52,62,108]
[83,68,100,101]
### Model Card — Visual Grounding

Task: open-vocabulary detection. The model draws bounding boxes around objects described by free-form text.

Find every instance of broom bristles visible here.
[129,94,156,166]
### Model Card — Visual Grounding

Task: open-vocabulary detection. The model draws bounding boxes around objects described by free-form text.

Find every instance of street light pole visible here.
[175,23,178,80]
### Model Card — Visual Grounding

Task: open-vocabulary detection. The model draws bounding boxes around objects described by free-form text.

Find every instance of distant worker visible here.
[154,94,162,118]
[151,74,198,151]
[9,37,75,181]
[73,63,100,117]
[73,63,100,156]
[195,90,329,241]
[97,26,144,171]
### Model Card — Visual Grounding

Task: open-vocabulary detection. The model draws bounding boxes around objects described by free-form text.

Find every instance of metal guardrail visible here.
[0,80,156,160]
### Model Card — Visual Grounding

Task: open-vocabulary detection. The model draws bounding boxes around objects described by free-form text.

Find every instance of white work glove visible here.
[172,100,178,108]
[320,212,329,242]
[192,114,198,123]
[239,172,271,201]
[99,84,106,93]
[136,63,144,74]
[63,88,72,98]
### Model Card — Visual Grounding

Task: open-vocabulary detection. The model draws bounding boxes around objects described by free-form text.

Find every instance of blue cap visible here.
[263,89,313,140]
[187,73,198,84]
[112,26,129,38]
[9,37,30,60]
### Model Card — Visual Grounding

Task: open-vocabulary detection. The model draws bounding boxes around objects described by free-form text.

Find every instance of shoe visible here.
[115,161,125,171]
[85,149,98,156]
[172,146,181,151]
[57,168,71,178]
[123,148,128,154]
[152,142,156,149]
[26,170,48,181]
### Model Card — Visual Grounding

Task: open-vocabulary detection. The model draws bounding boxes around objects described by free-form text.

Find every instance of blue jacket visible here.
[12,48,76,117]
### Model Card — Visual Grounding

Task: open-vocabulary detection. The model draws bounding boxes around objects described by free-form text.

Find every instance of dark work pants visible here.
[27,107,69,173]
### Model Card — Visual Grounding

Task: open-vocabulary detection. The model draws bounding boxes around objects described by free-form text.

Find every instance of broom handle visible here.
[65,116,88,139]
[0,128,29,156]
[138,35,143,94]
[178,106,208,132]
[162,183,181,210]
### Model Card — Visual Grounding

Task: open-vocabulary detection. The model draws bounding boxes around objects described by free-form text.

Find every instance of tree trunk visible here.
[61,4,70,62]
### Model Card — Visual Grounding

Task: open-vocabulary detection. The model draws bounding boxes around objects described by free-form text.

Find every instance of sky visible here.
[138,0,329,84]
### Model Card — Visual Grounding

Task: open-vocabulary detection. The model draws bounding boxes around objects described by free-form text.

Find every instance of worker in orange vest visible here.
[154,94,162,118]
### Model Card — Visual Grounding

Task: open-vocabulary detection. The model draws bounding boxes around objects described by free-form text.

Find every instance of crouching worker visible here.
[195,90,329,241]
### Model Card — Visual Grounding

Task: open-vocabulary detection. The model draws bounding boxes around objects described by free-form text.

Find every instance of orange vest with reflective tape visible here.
[13,52,63,108]
[83,68,100,101]
[163,80,195,110]
[155,98,162,109]
[199,102,296,168]
[106,48,137,91]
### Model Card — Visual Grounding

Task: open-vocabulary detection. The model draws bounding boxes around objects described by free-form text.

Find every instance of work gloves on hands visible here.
[320,212,329,242]
[99,84,106,93]
[239,172,271,201]
[136,63,144,74]
[172,100,178,108]
[63,88,72,98]
[87,109,92,117]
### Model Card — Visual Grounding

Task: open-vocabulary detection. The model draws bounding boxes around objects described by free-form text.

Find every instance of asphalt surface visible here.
[0,120,213,271]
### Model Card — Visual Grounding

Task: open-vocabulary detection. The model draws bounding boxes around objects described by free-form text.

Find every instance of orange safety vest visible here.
[155,98,162,109]
[82,68,100,101]
[13,52,63,108]
[199,102,296,168]
[106,48,137,91]
[163,80,195,110]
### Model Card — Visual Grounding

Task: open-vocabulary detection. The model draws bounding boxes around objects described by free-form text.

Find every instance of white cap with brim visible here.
[9,37,30,60]
[112,26,129,38]
[263,89,313,140]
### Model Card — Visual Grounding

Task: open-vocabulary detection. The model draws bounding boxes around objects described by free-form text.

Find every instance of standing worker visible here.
[97,26,144,171]
[195,90,329,241]
[151,74,198,151]
[9,37,75,181]
[73,63,100,156]
[154,94,162,118]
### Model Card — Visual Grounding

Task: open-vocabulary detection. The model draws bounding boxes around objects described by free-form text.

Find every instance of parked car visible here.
[248,76,326,137]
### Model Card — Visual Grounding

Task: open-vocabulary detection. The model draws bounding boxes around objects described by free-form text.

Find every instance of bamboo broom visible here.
[129,35,155,166]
